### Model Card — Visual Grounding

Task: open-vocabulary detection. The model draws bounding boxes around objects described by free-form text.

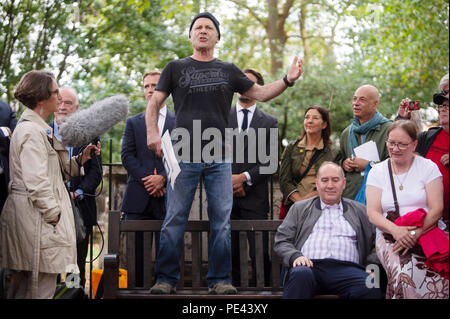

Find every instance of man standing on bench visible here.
[146,11,303,295]
[274,162,381,299]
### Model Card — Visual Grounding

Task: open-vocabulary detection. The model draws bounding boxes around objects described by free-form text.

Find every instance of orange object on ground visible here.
[91,268,127,298]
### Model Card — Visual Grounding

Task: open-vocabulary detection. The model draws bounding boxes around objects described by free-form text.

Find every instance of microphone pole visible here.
[89,137,99,299]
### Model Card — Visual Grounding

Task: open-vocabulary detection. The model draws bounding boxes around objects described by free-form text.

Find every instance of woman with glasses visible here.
[0,70,99,298]
[365,120,448,299]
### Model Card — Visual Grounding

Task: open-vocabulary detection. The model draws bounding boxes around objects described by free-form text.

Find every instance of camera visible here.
[408,100,420,111]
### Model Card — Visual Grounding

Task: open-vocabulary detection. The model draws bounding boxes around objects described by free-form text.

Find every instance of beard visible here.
[238,96,252,104]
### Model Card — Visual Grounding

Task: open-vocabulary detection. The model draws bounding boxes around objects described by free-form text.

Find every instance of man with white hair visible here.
[51,87,103,294]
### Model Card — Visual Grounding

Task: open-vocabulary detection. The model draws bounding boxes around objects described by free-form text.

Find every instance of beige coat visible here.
[0,108,83,275]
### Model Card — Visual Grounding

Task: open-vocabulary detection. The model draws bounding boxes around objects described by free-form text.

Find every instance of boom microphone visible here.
[59,94,129,147]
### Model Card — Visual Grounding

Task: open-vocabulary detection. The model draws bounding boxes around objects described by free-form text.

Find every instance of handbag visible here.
[279,148,323,219]
[47,134,87,245]
[68,189,87,245]
[382,159,424,256]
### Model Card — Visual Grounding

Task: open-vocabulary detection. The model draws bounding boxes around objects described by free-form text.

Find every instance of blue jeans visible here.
[154,162,233,288]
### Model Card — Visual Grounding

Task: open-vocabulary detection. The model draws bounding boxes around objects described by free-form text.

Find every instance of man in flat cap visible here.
[146,12,303,295]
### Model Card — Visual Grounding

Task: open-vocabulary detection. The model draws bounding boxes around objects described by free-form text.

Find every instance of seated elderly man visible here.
[274,162,381,299]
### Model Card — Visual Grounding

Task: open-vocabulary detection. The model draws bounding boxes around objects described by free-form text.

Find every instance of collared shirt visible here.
[53,120,83,199]
[235,102,257,185]
[53,121,73,159]
[158,105,167,137]
[301,199,359,264]
[236,102,256,133]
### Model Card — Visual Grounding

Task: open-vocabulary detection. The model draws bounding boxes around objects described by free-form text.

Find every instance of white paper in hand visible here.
[161,130,180,189]
[354,140,380,162]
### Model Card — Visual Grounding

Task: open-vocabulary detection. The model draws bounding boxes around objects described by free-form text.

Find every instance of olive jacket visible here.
[279,137,341,205]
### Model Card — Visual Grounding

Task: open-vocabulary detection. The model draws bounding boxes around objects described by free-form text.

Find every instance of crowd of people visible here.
[0,12,448,299]
[277,75,449,299]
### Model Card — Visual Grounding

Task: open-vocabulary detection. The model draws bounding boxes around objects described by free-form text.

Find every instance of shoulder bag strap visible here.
[294,148,323,185]
[387,159,399,213]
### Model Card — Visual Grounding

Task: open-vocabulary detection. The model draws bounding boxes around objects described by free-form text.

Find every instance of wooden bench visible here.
[103,210,285,299]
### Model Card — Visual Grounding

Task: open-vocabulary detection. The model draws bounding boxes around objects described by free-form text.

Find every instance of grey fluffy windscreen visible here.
[59,94,129,147]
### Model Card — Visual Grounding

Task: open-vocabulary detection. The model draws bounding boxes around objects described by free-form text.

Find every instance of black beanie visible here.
[189,12,221,39]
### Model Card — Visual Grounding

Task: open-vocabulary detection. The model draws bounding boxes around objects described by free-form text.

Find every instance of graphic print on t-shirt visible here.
[179,66,229,94]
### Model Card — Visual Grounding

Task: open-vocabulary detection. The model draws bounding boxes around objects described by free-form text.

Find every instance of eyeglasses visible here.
[437,104,449,112]
[442,90,449,95]
[386,140,413,150]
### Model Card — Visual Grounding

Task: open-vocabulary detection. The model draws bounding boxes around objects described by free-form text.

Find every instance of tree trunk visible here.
[266,0,283,76]
[265,0,294,76]
[299,0,310,75]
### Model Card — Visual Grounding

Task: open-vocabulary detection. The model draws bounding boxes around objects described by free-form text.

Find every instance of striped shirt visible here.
[301,200,359,264]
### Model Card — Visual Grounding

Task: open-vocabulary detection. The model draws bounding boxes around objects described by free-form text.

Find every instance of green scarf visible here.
[348,111,391,155]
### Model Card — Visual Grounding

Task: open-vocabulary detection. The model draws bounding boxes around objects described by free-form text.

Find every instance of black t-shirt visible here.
[156,57,255,162]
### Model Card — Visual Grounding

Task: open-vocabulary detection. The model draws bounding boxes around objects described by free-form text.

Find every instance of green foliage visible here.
[350,0,449,112]
[1,0,448,163]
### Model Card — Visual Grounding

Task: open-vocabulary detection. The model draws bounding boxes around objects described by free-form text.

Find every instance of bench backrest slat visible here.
[239,231,249,288]
[126,232,136,288]
[108,210,121,254]
[254,231,264,288]
[143,232,154,288]
[270,231,281,289]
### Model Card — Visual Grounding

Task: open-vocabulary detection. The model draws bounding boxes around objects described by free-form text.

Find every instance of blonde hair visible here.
[143,70,161,82]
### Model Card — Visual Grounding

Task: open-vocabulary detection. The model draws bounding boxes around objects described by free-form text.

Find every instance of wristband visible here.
[283,75,294,87]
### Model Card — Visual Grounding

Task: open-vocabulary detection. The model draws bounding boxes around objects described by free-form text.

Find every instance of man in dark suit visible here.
[229,69,278,287]
[51,87,103,291]
[121,70,175,287]
[0,99,17,213]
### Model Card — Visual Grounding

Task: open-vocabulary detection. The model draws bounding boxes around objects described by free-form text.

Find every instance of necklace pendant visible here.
[399,185,404,191]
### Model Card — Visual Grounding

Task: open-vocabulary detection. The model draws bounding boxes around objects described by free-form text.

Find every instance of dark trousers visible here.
[76,225,93,290]
[283,258,381,299]
[230,203,271,287]
[124,199,165,287]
